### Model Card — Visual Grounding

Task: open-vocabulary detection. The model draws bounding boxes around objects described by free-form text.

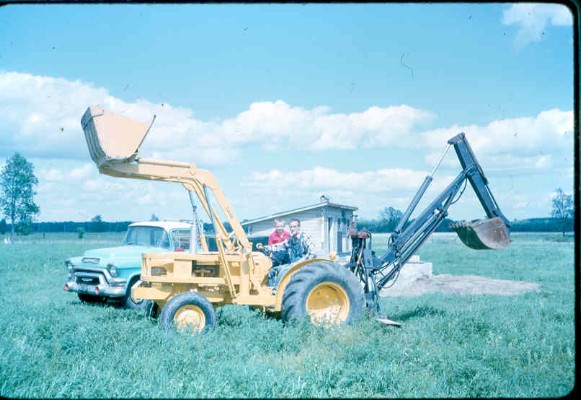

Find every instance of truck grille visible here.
[76,276,100,285]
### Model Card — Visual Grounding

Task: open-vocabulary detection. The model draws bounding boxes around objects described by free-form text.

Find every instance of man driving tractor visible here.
[257,218,317,286]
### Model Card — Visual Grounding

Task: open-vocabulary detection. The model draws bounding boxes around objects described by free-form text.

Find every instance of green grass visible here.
[0,233,575,398]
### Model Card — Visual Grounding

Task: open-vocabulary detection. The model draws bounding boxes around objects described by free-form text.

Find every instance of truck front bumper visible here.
[64,271,127,298]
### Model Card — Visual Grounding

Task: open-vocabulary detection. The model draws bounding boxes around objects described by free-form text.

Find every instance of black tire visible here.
[77,293,105,303]
[281,262,365,326]
[144,300,160,323]
[122,277,147,310]
[159,292,217,334]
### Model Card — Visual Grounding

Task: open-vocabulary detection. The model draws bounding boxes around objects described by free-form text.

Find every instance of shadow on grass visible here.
[72,297,135,310]
[391,305,446,322]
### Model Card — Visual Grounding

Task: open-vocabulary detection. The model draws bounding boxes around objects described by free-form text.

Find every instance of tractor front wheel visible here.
[159,292,216,334]
[144,300,160,323]
[281,262,365,326]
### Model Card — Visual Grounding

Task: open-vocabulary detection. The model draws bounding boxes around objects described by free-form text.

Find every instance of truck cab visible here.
[64,221,194,309]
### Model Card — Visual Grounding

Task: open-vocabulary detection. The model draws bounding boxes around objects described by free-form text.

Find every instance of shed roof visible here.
[241,201,358,226]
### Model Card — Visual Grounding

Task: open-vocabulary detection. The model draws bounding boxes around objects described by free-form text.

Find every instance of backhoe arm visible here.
[374,170,468,290]
[448,133,510,227]
[352,132,510,298]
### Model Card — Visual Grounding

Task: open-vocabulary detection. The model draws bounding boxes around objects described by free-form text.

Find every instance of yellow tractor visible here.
[80,106,510,333]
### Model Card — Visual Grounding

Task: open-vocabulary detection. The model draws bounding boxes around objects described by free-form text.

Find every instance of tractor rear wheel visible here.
[159,292,216,334]
[281,262,365,326]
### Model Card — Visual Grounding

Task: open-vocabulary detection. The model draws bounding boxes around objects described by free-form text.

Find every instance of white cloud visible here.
[215,101,434,150]
[0,71,433,164]
[311,105,434,149]
[240,166,461,219]
[2,71,571,178]
[243,166,432,192]
[0,71,574,222]
[420,109,574,174]
[68,163,95,180]
[502,3,573,47]
[0,72,231,166]
[29,158,194,222]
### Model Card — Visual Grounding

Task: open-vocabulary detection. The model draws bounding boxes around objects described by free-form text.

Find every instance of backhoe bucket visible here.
[450,217,510,250]
[80,106,152,167]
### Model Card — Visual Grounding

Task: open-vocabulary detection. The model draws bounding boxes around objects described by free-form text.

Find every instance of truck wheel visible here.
[78,293,105,304]
[159,292,216,334]
[122,278,146,310]
[281,262,365,326]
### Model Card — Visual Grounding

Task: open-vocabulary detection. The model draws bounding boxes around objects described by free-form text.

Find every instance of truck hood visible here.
[81,245,167,266]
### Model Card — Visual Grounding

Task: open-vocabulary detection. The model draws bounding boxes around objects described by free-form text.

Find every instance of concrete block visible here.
[379,255,432,295]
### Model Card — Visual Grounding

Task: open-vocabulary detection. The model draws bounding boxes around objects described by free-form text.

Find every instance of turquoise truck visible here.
[64,221,193,309]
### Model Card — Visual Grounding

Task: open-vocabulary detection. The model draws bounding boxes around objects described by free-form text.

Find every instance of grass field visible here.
[0,232,575,398]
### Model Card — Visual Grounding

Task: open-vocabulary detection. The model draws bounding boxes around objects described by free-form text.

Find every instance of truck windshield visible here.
[123,226,170,249]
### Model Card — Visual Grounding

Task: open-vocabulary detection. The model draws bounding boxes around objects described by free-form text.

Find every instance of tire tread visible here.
[281,262,364,324]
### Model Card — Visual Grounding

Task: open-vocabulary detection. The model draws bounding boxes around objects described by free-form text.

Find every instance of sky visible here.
[0,3,576,225]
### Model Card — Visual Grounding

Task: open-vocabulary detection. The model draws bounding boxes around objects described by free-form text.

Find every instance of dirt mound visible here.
[380,274,539,297]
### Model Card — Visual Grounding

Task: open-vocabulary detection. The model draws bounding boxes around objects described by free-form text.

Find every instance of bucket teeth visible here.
[450,217,510,250]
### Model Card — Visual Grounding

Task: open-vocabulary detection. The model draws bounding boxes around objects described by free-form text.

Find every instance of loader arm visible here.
[98,159,252,253]
[80,106,256,298]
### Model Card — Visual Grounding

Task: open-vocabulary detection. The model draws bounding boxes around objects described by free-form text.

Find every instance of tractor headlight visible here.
[107,264,118,277]
[151,267,167,276]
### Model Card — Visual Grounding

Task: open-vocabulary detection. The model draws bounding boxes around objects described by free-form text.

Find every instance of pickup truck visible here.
[64,221,194,309]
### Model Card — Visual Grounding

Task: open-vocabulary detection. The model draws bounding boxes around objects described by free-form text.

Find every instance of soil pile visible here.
[380,274,539,297]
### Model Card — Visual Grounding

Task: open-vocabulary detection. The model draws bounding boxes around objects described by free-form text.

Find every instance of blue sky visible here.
[0,3,575,224]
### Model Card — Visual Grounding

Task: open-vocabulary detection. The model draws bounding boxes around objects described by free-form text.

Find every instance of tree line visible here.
[0,219,224,235]
[357,216,574,234]
[0,215,572,236]
[0,153,576,238]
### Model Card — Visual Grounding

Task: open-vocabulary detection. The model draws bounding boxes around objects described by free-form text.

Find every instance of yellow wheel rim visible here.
[306,282,350,325]
[174,305,206,333]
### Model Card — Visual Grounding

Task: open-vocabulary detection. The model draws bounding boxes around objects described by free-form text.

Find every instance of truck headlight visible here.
[107,264,118,277]
[65,261,73,278]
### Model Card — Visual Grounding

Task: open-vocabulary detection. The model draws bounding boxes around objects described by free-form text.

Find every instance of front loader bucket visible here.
[80,105,152,167]
[450,217,510,250]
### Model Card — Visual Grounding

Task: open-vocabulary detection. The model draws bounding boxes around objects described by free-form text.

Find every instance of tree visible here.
[90,215,105,233]
[150,214,160,221]
[380,206,404,232]
[551,188,574,236]
[0,153,40,239]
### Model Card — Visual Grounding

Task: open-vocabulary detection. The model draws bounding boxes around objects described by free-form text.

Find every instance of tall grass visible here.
[0,233,575,398]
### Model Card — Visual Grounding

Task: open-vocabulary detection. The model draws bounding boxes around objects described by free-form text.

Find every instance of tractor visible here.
[80,106,510,333]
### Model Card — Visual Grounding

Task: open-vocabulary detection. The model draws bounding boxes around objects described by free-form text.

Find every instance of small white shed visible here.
[241,196,358,256]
